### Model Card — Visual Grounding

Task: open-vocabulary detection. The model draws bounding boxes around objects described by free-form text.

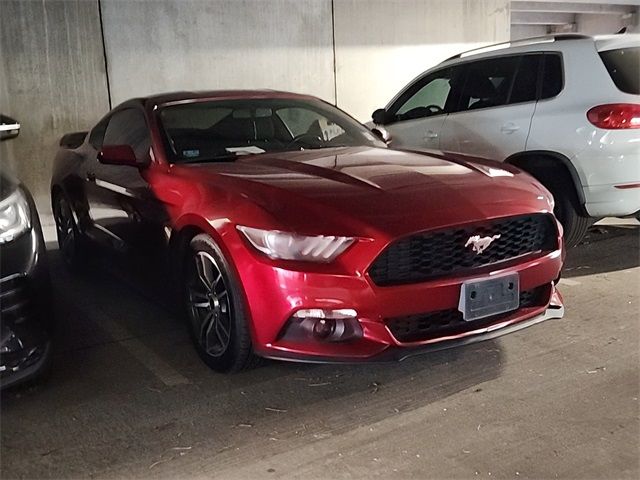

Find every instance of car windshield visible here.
[158,98,384,164]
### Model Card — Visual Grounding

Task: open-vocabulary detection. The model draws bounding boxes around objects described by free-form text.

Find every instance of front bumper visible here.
[263,298,564,363]
[0,193,52,389]
[230,225,565,362]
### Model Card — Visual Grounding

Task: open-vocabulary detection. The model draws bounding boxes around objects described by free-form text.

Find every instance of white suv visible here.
[371,33,640,246]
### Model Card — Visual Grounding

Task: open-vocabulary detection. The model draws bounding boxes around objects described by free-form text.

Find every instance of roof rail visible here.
[443,33,592,62]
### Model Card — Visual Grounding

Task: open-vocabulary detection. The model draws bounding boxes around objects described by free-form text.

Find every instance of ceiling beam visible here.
[511,11,576,25]
[512,2,636,15]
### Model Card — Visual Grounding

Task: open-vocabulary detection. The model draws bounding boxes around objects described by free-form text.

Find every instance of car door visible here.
[382,66,463,150]
[439,54,541,160]
[84,107,164,252]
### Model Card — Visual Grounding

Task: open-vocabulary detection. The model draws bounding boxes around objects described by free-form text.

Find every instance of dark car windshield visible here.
[599,46,640,95]
[158,98,384,164]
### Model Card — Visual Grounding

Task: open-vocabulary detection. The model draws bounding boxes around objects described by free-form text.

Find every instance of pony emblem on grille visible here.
[465,234,501,254]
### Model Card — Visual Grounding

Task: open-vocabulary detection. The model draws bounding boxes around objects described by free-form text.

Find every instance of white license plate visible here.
[458,273,520,321]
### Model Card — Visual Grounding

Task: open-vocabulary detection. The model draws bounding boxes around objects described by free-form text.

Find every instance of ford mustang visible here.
[51,90,564,372]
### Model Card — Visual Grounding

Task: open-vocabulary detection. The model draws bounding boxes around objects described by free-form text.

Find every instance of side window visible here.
[277,107,346,142]
[390,68,457,121]
[510,54,542,104]
[540,54,563,99]
[89,118,109,149]
[103,108,151,160]
[457,57,519,112]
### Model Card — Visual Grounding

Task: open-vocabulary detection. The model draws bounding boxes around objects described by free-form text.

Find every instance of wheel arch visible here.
[504,150,586,209]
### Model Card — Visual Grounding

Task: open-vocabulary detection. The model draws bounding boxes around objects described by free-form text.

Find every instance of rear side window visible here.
[599,47,640,95]
[540,54,563,99]
[103,108,151,160]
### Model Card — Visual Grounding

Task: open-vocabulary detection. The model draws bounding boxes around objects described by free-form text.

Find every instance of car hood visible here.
[176,146,553,238]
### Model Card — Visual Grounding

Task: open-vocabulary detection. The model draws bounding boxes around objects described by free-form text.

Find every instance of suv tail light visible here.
[587,103,640,129]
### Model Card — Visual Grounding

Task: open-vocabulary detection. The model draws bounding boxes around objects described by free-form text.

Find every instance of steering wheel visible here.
[287,133,324,149]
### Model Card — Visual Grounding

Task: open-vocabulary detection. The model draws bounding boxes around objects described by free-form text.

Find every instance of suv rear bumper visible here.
[583,184,640,217]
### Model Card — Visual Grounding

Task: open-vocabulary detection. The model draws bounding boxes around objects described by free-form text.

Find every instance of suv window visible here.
[390,67,460,121]
[599,47,639,95]
[540,53,563,99]
[510,55,541,104]
[457,56,520,111]
[103,108,151,160]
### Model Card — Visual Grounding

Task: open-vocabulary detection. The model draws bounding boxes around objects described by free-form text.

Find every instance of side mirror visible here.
[371,127,392,145]
[98,145,140,167]
[372,108,392,125]
[0,115,20,141]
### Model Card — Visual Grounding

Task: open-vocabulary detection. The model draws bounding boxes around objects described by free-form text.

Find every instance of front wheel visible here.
[52,193,85,269]
[183,234,257,372]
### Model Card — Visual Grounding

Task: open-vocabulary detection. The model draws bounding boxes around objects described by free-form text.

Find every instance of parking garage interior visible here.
[1,1,639,479]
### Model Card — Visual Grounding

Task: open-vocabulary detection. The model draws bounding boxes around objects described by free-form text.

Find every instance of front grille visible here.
[0,276,33,324]
[386,285,550,343]
[369,214,557,286]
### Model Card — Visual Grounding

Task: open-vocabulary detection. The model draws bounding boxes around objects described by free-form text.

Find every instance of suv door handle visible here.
[424,130,439,139]
[500,123,520,134]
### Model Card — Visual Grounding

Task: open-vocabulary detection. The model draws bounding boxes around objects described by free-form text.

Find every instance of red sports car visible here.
[51,90,564,372]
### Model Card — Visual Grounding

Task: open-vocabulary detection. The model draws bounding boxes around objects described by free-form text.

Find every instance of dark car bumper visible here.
[0,192,52,389]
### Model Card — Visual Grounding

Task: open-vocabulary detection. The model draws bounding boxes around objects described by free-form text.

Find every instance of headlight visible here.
[237,226,355,262]
[0,188,31,244]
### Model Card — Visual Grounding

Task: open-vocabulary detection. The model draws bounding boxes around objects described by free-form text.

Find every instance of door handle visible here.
[87,172,96,182]
[500,123,520,134]
[424,130,439,139]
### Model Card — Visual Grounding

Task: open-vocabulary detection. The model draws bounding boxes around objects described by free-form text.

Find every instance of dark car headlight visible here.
[0,188,31,244]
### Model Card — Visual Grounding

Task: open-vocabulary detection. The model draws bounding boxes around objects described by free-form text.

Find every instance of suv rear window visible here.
[599,47,640,95]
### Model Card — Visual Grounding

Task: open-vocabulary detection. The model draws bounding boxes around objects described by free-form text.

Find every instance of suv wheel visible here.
[529,168,591,248]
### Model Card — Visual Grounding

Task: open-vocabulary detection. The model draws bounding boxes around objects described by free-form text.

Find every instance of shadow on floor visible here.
[563,224,639,278]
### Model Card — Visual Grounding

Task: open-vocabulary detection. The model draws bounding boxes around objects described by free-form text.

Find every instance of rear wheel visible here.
[52,193,85,269]
[518,162,591,248]
[184,234,257,372]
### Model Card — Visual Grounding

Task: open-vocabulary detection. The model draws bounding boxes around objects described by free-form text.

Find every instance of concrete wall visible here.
[101,0,336,106]
[0,0,510,206]
[0,0,110,205]
[511,24,548,40]
[334,0,510,121]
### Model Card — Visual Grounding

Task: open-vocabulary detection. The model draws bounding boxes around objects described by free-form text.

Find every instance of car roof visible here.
[132,90,319,108]
[437,32,638,67]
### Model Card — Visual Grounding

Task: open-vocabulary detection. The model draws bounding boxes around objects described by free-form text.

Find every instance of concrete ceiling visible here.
[511,0,639,32]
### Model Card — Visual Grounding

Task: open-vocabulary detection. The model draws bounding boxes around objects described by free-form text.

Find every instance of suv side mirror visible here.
[98,145,140,167]
[372,108,392,125]
[0,115,20,141]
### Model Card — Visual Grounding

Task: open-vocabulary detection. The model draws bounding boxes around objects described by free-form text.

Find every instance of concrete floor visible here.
[1,223,638,479]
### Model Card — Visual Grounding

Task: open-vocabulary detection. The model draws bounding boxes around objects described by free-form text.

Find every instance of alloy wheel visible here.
[186,250,233,357]
[54,196,76,263]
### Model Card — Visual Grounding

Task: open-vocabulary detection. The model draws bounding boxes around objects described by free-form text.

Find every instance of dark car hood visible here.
[177,146,553,237]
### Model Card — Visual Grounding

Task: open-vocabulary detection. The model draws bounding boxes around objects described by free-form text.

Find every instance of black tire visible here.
[526,169,591,248]
[183,233,257,372]
[553,191,592,248]
[52,192,86,269]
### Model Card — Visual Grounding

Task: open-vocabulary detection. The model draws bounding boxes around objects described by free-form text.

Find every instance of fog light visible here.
[312,318,336,339]
[284,308,362,343]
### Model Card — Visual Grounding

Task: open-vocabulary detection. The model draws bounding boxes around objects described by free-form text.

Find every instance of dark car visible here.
[1,116,52,388]
[51,90,564,373]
